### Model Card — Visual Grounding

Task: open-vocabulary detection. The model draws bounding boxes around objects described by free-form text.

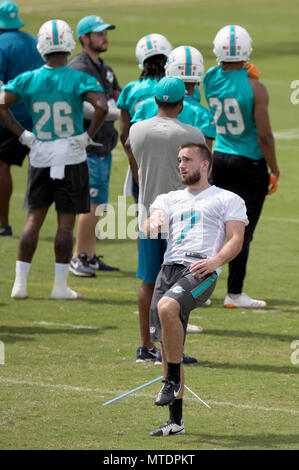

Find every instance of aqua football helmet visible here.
[135,33,172,70]
[213,25,252,65]
[37,19,76,59]
[165,45,205,84]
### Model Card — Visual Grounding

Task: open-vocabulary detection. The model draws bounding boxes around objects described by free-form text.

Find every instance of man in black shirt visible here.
[69,15,121,276]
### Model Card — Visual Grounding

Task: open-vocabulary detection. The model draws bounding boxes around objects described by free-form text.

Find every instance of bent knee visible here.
[157,296,180,320]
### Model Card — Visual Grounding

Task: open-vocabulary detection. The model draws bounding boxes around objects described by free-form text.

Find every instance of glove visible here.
[69,132,103,152]
[19,130,36,148]
[244,63,260,79]
[268,171,280,195]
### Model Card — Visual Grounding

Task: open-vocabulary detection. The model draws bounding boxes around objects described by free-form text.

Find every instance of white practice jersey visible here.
[150,185,249,271]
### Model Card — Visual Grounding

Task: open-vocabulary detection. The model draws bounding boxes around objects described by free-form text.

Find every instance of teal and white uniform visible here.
[131,93,215,139]
[116,76,160,119]
[4,65,104,141]
[203,66,263,159]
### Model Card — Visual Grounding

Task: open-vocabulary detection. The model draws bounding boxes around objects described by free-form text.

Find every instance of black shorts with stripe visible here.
[150,263,218,343]
[24,161,90,214]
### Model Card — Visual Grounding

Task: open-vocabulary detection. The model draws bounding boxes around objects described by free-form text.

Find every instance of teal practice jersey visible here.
[131,93,216,139]
[203,66,263,159]
[4,65,104,141]
[116,76,160,119]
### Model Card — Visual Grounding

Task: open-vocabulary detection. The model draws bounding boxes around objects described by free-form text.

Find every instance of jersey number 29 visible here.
[208,97,245,135]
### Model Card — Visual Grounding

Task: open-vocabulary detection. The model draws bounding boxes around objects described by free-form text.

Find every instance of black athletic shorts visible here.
[150,263,218,343]
[24,161,90,214]
[0,126,29,166]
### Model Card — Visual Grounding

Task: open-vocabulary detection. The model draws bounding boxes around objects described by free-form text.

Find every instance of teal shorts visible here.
[136,234,168,285]
[86,153,112,205]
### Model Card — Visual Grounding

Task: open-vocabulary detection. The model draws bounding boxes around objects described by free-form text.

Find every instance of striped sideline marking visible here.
[0,376,298,415]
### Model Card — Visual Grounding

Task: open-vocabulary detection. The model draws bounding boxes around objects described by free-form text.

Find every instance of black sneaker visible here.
[155,379,182,406]
[154,351,197,366]
[136,346,159,363]
[0,225,12,236]
[150,420,185,437]
[69,253,96,277]
[182,354,197,365]
[89,254,119,271]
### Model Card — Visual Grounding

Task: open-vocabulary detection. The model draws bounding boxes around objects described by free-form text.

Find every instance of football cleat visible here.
[150,420,185,437]
[224,292,266,308]
[187,323,203,333]
[155,379,182,406]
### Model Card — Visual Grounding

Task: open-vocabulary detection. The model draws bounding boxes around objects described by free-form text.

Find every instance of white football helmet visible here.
[135,33,172,70]
[37,19,76,59]
[165,45,205,84]
[213,25,252,65]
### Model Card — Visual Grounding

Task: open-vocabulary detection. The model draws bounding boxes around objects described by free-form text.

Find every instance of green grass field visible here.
[0,0,298,451]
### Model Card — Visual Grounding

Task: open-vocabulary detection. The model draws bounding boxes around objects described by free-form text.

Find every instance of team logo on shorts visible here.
[150,327,156,334]
[90,187,99,198]
[171,286,184,294]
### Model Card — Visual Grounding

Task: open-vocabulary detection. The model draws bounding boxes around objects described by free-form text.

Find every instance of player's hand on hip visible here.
[189,258,218,277]
[268,171,280,195]
[69,132,103,152]
[19,130,36,149]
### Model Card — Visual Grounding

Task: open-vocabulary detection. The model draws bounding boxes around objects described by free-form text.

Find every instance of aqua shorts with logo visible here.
[86,153,112,205]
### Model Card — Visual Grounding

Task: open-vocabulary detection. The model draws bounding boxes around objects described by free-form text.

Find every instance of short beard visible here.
[181,170,201,186]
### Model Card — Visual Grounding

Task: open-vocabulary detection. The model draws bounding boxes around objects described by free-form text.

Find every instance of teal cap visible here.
[155,76,186,103]
[77,15,115,37]
[0,1,24,29]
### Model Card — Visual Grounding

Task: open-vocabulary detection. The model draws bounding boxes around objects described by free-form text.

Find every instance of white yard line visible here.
[33,321,101,330]
[0,376,298,415]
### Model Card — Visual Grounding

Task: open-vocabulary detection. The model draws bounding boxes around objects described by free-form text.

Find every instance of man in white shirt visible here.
[144,142,248,436]
[126,76,206,364]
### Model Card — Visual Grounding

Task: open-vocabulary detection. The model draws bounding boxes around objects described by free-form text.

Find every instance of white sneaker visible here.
[11,284,28,299]
[150,420,185,436]
[224,293,266,308]
[204,299,211,306]
[187,324,203,333]
[51,287,85,300]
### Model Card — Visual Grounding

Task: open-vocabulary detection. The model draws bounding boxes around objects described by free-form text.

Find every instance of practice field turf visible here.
[0,0,298,451]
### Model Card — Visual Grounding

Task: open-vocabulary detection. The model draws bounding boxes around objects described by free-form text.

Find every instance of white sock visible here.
[51,263,84,299]
[11,261,31,297]
[53,263,69,290]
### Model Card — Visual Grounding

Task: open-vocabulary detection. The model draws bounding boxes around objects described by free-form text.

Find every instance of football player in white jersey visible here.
[144,142,248,437]
[0,20,108,300]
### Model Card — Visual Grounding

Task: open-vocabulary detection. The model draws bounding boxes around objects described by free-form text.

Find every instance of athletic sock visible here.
[169,398,183,425]
[166,362,181,384]
[12,261,31,291]
[52,263,84,299]
[53,263,69,290]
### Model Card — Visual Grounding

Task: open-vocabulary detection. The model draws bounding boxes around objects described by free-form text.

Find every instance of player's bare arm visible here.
[189,220,245,277]
[119,110,131,147]
[144,209,168,238]
[124,136,139,184]
[84,91,108,138]
[0,90,24,136]
[250,78,279,178]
